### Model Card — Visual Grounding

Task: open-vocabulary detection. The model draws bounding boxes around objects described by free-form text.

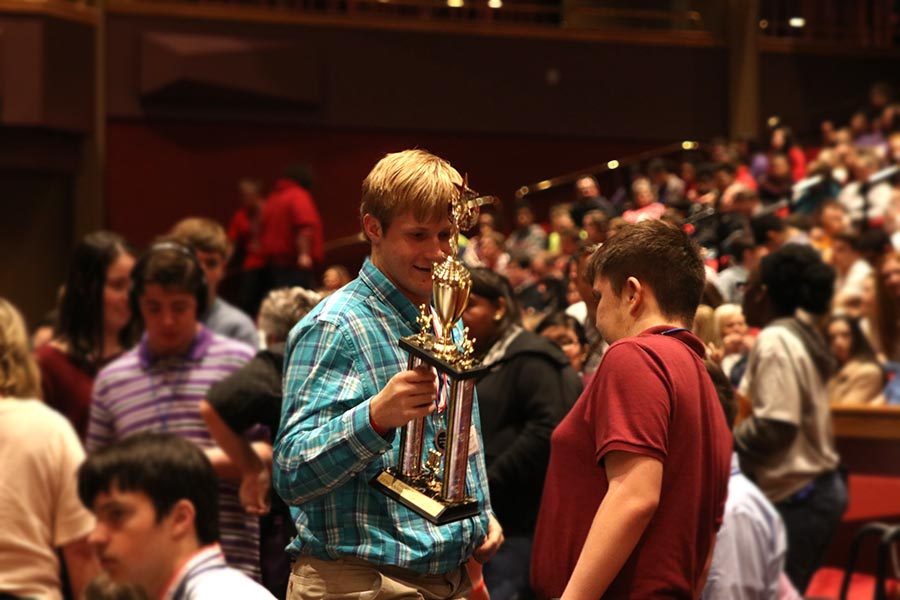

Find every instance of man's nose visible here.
[88,524,108,547]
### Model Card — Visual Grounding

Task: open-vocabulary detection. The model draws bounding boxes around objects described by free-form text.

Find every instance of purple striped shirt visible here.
[87,327,260,580]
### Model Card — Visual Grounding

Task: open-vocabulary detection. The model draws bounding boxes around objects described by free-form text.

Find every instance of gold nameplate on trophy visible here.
[371,177,495,525]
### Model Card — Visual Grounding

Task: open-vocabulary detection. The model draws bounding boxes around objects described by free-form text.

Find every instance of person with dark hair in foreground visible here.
[36,231,136,439]
[86,243,261,580]
[462,268,580,599]
[78,433,274,599]
[531,220,732,599]
[737,244,846,593]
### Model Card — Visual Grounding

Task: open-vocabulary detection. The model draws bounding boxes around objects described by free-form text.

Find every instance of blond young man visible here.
[169,218,259,348]
[273,150,502,598]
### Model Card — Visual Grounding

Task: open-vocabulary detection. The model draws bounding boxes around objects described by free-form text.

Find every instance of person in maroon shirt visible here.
[259,165,324,290]
[35,231,137,440]
[531,220,732,599]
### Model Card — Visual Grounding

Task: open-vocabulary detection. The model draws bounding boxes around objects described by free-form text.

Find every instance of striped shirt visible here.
[87,328,260,580]
[273,257,492,575]
[163,545,275,600]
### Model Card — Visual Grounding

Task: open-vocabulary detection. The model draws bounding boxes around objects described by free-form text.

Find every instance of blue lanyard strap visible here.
[658,327,689,336]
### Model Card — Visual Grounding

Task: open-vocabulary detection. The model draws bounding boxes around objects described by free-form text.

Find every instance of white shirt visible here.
[702,454,787,600]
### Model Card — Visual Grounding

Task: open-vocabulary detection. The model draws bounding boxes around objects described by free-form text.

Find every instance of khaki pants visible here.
[287,556,472,600]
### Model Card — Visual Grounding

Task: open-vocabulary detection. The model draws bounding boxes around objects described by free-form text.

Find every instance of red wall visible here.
[107,120,659,253]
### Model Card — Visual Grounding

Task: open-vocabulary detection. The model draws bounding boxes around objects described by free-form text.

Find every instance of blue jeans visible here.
[482,535,534,600]
[775,469,848,594]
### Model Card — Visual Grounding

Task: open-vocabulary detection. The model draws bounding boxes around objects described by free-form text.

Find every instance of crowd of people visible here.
[1,81,899,600]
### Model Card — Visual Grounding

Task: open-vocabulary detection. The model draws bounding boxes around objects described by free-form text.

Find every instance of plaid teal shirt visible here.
[273,257,491,574]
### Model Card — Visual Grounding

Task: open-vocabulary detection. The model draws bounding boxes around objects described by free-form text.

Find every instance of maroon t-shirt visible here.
[260,179,324,267]
[34,344,95,440]
[531,326,732,599]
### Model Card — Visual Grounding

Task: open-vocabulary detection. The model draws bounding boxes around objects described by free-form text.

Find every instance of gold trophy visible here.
[371,178,495,525]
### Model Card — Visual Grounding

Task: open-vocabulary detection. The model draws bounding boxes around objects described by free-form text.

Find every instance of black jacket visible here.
[476,329,582,535]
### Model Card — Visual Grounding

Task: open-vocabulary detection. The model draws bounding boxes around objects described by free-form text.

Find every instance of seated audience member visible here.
[713,162,748,211]
[536,311,589,378]
[531,221,731,599]
[693,304,718,347]
[564,245,607,377]
[737,245,846,593]
[201,287,321,597]
[86,242,261,580]
[872,250,900,361]
[606,216,629,238]
[622,177,666,223]
[831,232,873,307]
[36,231,136,439]
[811,200,849,264]
[169,218,259,349]
[582,210,608,245]
[757,152,793,204]
[702,361,793,600]
[462,269,580,600]
[572,175,616,223]
[506,201,547,261]
[0,298,99,600]
[826,315,885,405]
[770,127,807,182]
[77,433,275,599]
[838,150,892,227]
[547,203,575,254]
[647,158,686,206]
[318,265,351,296]
[711,303,752,388]
[716,236,754,304]
[751,213,810,256]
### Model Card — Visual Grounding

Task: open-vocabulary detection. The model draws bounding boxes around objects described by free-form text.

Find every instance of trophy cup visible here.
[371,179,495,525]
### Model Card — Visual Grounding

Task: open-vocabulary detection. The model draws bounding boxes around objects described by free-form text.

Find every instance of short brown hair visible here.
[586,220,705,324]
[169,217,229,257]
[360,149,462,238]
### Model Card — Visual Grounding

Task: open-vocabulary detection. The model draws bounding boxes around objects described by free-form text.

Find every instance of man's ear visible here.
[166,499,196,541]
[624,276,643,314]
[362,214,383,244]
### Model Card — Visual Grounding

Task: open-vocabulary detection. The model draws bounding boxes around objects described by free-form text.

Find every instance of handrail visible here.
[514,140,701,200]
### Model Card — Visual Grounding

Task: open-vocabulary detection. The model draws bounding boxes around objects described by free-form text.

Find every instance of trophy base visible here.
[371,469,480,525]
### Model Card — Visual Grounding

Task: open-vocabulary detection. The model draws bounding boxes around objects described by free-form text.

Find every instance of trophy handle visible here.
[441,379,475,502]
[398,355,426,478]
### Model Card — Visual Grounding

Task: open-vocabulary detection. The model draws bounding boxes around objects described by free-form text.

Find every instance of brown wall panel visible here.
[106,15,729,141]
[105,120,658,251]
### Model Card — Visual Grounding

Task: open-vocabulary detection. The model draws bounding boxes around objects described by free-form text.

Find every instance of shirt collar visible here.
[638,325,706,358]
[160,544,226,600]
[138,326,213,369]
[358,257,423,327]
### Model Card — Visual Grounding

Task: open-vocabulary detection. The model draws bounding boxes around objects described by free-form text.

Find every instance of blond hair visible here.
[169,217,229,257]
[692,304,717,346]
[0,298,41,399]
[258,287,322,343]
[360,149,462,238]
[713,303,743,343]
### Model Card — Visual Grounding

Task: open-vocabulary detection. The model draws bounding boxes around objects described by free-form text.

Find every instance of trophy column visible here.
[398,355,426,478]
[441,379,475,502]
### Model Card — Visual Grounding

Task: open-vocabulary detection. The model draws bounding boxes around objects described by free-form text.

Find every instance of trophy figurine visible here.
[371,178,495,525]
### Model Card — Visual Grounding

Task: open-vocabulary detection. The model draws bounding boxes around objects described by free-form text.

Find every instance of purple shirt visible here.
[87,327,259,580]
